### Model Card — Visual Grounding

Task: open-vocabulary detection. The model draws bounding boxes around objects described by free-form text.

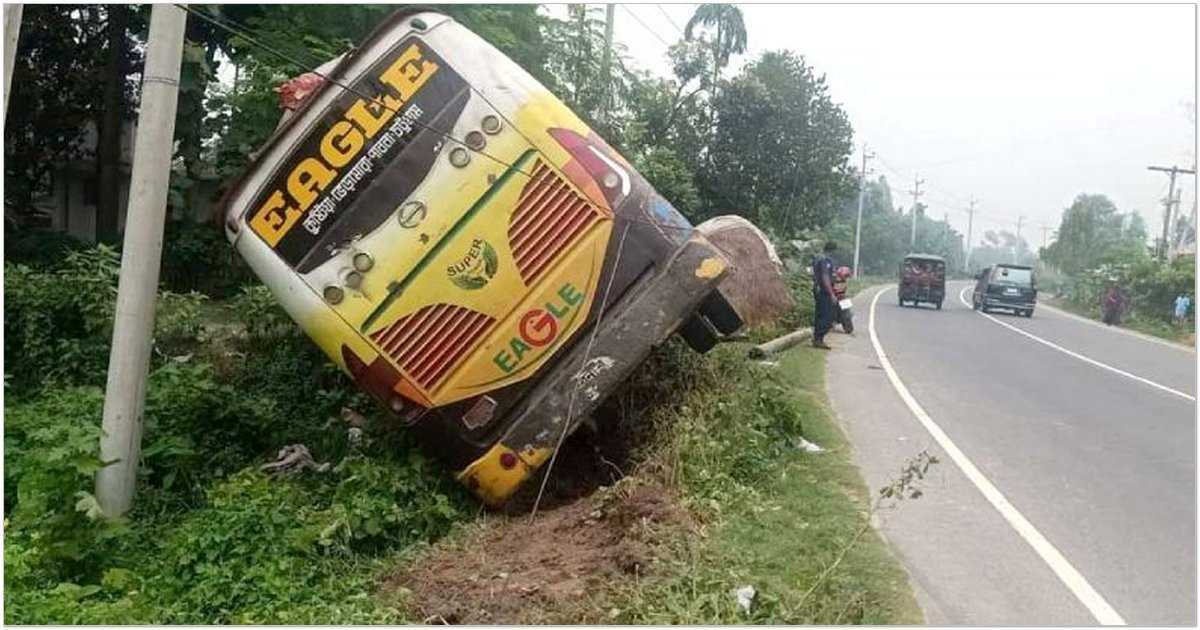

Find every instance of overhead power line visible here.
[655,4,686,38]
[619,4,673,48]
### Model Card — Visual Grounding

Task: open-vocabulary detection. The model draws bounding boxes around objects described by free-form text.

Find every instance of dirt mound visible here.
[385,478,690,624]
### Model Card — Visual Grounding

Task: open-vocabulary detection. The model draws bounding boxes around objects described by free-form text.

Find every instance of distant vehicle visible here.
[898,254,946,309]
[972,264,1037,317]
[832,265,854,333]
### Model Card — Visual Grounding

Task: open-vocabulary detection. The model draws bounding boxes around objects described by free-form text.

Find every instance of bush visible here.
[3,385,119,575]
[3,245,208,394]
[160,219,254,299]
[3,228,87,269]
[1066,255,1195,324]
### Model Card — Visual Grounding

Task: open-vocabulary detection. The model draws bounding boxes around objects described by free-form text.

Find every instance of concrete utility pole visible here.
[96,4,187,519]
[601,3,615,121]
[964,198,976,272]
[1149,165,1196,261]
[852,143,874,278]
[1014,215,1024,263]
[908,174,924,249]
[1166,188,1184,257]
[3,4,22,119]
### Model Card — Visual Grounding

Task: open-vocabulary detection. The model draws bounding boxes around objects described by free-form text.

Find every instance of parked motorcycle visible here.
[832,265,854,334]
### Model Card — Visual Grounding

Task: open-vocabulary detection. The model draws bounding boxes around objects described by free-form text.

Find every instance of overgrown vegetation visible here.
[1038,193,1195,342]
[3,252,469,624]
[580,283,923,624]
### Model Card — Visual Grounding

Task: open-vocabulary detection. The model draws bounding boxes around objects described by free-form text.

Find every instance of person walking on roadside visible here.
[1173,293,1191,324]
[812,241,838,349]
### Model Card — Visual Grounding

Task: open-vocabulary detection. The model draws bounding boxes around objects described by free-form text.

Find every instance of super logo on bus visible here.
[493,283,585,374]
[247,41,439,249]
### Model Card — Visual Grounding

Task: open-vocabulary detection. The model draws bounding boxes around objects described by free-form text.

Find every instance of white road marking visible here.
[1037,301,1195,354]
[869,286,1127,626]
[958,286,1195,402]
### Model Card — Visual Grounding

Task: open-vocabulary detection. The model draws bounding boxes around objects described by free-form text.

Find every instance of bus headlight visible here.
[352,252,374,272]
[323,285,344,304]
[465,130,486,151]
[481,114,502,134]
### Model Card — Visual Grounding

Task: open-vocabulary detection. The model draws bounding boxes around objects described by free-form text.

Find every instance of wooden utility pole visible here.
[3,4,22,119]
[1149,165,1196,261]
[852,143,874,277]
[908,174,924,249]
[96,4,187,518]
[964,198,976,272]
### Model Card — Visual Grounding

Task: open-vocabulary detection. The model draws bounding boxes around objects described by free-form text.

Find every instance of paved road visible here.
[827,281,1196,625]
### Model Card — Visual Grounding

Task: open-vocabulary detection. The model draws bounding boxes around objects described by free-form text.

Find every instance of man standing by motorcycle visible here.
[812,241,839,349]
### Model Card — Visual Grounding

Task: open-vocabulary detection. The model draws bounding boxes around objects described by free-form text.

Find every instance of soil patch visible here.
[384,476,691,624]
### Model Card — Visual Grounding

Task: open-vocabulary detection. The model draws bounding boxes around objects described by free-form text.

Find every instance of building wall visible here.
[50,167,219,243]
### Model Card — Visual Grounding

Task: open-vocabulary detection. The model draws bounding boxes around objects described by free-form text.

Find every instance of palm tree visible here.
[684,4,747,142]
[684,4,747,80]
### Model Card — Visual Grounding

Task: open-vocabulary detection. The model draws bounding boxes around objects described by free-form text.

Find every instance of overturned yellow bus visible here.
[220,9,782,505]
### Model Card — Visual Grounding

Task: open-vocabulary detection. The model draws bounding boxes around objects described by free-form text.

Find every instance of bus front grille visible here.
[509,160,602,286]
[369,303,496,391]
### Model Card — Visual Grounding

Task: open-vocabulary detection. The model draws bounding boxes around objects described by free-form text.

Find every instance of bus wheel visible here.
[700,290,743,335]
[679,315,719,353]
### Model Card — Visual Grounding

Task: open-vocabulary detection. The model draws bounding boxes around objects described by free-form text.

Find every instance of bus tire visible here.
[700,290,743,335]
[679,314,719,353]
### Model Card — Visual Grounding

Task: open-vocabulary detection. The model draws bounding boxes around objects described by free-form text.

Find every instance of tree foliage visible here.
[1041,193,1149,274]
[3,5,144,219]
[819,176,966,275]
[969,229,1036,270]
[700,51,856,232]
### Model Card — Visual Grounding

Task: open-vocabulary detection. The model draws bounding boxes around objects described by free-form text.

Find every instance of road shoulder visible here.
[825,284,1097,625]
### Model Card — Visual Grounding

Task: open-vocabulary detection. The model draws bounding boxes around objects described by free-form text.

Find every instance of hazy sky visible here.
[600,3,1196,248]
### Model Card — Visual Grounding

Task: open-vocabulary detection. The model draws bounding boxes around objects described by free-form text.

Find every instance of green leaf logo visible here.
[448,238,499,291]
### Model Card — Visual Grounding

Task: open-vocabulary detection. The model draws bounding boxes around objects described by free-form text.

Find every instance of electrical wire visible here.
[529,221,633,521]
[619,4,674,48]
[655,4,687,38]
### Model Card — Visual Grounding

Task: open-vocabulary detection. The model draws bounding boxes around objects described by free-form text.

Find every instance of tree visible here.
[542,4,638,141]
[95,4,133,243]
[684,4,747,145]
[1041,193,1148,274]
[684,3,747,83]
[701,50,855,235]
[4,5,143,225]
[970,230,1036,269]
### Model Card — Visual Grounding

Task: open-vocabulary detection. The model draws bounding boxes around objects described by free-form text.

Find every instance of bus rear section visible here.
[221,10,778,505]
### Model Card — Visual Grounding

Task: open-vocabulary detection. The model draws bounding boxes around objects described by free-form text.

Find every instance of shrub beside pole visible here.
[96,4,187,518]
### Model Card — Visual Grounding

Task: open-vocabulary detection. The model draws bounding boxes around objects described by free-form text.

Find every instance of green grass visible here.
[599,339,922,624]
[5,256,920,625]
